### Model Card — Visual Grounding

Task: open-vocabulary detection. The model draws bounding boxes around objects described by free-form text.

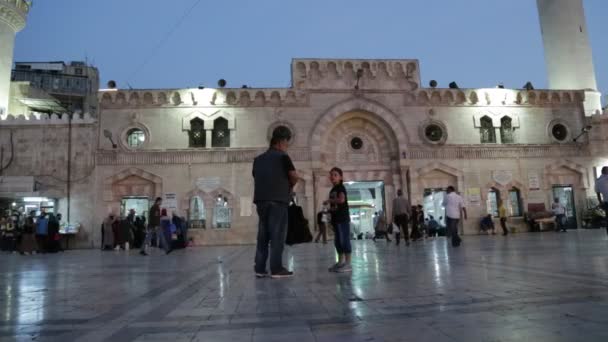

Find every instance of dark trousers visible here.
[500,218,508,235]
[555,214,566,232]
[333,222,352,254]
[446,217,461,247]
[255,201,288,274]
[394,214,409,244]
[315,223,327,243]
[36,234,47,252]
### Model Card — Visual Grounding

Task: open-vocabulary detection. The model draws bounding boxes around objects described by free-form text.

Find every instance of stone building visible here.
[1,0,608,247]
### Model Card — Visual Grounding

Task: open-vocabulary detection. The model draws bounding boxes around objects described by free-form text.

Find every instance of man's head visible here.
[270,126,292,151]
[155,197,162,205]
[397,189,403,197]
[602,166,608,175]
[446,186,455,193]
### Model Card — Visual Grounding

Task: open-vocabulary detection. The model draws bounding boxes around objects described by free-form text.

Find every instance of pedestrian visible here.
[443,186,467,247]
[102,214,116,250]
[315,204,329,244]
[551,197,567,232]
[158,209,173,254]
[252,126,299,279]
[141,197,164,255]
[499,201,509,236]
[392,189,411,246]
[327,167,352,273]
[19,211,37,254]
[47,214,61,253]
[372,210,391,242]
[595,166,608,235]
[35,211,49,253]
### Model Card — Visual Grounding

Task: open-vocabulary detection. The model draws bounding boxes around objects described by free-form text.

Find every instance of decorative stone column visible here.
[0,0,30,116]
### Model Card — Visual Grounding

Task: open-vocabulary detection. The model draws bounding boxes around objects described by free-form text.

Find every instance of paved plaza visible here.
[1,231,608,341]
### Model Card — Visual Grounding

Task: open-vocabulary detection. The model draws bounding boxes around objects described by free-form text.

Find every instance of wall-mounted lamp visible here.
[103,129,117,149]
[354,69,364,90]
[573,125,592,142]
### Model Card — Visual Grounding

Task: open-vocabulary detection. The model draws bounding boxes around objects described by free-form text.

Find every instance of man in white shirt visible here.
[551,198,567,232]
[595,166,608,235]
[442,186,467,247]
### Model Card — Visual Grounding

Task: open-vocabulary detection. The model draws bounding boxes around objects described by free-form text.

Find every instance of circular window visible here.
[551,124,568,141]
[425,124,443,142]
[350,137,363,150]
[126,128,146,148]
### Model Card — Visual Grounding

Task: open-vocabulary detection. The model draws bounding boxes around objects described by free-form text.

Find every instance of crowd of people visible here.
[101,204,189,255]
[0,210,64,254]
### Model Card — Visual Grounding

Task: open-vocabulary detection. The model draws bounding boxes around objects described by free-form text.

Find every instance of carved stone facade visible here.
[2,57,608,247]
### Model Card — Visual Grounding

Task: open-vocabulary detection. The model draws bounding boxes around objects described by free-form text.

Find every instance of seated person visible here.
[426,215,440,237]
[480,214,496,234]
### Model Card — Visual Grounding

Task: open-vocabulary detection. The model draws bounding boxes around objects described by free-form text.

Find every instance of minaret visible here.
[536,0,602,115]
[0,0,30,117]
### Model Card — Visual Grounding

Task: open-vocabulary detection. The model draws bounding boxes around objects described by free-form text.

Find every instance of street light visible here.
[103,129,117,148]
[354,69,364,90]
[573,125,593,142]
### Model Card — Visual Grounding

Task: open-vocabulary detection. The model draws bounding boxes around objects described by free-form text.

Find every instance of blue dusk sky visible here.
[13,0,608,99]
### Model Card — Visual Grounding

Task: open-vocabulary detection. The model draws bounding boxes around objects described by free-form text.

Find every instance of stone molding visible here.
[543,159,589,189]
[182,109,235,130]
[407,88,584,107]
[292,59,420,91]
[406,144,589,160]
[0,113,96,126]
[100,88,309,109]
[0,0,29,32]
[103,167,163,201]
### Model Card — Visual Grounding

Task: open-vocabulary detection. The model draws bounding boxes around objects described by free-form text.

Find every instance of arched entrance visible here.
[310,98,407,236]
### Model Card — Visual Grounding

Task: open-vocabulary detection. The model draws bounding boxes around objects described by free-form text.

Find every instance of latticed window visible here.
[509,188,523,217]
[480,116,496,143]
[212,117,230,147]
[500,117,514,144]
[189,118,205,147]
[487,188,500,217]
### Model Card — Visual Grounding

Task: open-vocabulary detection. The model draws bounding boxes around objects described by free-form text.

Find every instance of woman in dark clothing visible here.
[20,211,37,254]
[46,214,61,253]
[410,206,422,241]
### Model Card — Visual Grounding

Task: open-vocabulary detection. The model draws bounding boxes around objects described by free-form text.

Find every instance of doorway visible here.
[423,188,446,227]
[121,197,150,217]
[552,185,577,229]
[344,181,385,238]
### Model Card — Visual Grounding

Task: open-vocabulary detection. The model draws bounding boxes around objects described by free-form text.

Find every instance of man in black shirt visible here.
[252,126,299,278]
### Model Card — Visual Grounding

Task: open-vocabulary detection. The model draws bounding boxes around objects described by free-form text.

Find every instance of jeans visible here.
[555,214,567,232]
[141,226,170,253]
[255,201,288,274]
[334,222,352,254]
[446,217,461,247]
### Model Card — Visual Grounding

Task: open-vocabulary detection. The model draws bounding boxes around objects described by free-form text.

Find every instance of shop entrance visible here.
[552,185,577,229]
[423,188,446,227]
[121,197,149,217]
[344,181,385,238]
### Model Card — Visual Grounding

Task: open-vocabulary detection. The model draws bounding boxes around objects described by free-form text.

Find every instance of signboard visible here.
[196,177,220,192]
[467,188,481,205]
[528,171,541,191]
[164,193,178,213]
[492,171,513,186]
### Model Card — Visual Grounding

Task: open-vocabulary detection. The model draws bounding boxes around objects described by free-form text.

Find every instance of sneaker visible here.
[336,264,352,273]
[270,269,293,279]
[328,262,343,272]
[255,272,268,278]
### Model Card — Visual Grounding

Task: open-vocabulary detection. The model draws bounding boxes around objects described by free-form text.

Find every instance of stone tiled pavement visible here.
[1,231,608,341]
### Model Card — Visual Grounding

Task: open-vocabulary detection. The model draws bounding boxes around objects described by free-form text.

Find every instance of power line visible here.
[126,0,204,86]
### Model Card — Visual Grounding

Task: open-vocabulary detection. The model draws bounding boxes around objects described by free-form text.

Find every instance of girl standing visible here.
[327,167,352,273]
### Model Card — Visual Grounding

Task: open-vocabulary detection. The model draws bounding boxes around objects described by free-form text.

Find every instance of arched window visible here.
[212,117,230,147]
[509,188,523,217]
[188,196,206,229]
[500,116,514,144]
[487,188,500,217]
[480,116,496,143]
[189,118,205,147]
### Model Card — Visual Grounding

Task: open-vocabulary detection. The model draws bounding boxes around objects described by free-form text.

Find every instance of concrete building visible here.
[1,0,608,247]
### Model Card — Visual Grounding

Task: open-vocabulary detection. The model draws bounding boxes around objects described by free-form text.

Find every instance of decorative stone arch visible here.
[473,112,520,128]
[182,110,236,131]
[482,180,527,202]
[103,168,163,201]
[409,162,464,203]
[544,160,589,189]
[309,97,409,167]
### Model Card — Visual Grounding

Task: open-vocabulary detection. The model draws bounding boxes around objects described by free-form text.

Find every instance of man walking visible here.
[392,189,411,246]
[595,166,608,235]
[552,197,567,232]
[253,126,299,279]
[443,186,467,247]
[499,201,508,236]
[140,197,162,256]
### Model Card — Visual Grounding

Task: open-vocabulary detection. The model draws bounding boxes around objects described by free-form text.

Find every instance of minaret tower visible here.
[0,0,30,117]
[536,0,602,115]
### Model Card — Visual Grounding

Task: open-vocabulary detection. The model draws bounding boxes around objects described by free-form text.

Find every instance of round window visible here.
[126,128,146,148]
[552,124,568,141]
[425,124,443,142]
[350,137,363,150]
